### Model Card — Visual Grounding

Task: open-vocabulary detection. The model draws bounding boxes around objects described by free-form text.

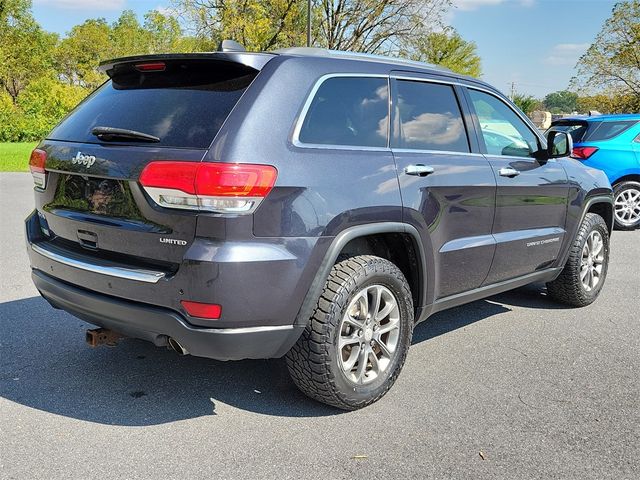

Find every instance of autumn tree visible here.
[172,0,452,53]
[171,0,306,51]
[404,27,480,77]
[572,0,640,97]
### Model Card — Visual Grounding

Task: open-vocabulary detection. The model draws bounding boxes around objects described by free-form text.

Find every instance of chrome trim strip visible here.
[392,148,486,157]
[32,243,166,284]
[205,325,296,335]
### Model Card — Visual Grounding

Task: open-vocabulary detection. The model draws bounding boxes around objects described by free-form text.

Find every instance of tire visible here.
[546,213,610,307]
[613,181,640,230]
[286,255,414,410]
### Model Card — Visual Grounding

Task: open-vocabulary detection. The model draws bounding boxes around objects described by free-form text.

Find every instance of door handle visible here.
[499,167,520,178]
[405,164,435,176]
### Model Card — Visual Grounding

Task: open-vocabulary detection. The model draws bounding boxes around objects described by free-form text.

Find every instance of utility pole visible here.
[510,82,516,101]
[306,0,312,47]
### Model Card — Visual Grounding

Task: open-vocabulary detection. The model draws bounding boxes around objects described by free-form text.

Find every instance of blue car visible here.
[548,114,640,229]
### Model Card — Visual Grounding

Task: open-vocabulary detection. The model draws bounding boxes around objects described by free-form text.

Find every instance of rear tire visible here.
[613,181,640,230]
[546,213,609,307]
[286,255,414,410]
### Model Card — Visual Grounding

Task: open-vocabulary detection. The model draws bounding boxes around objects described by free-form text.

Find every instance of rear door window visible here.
[392,80,469,152]
[585,120,638,141]
[49,61,256,149]
[298,77,389,148]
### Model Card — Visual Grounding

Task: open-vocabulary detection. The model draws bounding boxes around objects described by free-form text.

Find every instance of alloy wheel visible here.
[580,230,605,292]
[614,187,640,226]
[338,285,400,385]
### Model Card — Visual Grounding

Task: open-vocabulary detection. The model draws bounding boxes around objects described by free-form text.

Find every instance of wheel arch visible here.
[611,173,640,187]
[294,223,430,326]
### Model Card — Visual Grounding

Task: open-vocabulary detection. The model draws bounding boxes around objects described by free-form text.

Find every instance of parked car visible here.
[547,114,640,229]
[26,47,613,410]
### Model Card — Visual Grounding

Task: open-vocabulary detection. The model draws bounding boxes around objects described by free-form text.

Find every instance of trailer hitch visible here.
[86,328,125,347]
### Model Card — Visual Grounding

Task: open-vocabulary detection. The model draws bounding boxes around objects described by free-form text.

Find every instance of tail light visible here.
[29,149,47,188]
[139,161,277,214]
[571,146,599,160]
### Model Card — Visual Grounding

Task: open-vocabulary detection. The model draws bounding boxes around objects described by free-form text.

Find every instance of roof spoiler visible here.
[99,52,275,78]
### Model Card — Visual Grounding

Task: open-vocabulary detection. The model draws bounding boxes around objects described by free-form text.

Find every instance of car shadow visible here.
[0,285,553,425]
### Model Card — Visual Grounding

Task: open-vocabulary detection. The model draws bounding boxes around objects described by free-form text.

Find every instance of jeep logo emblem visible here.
[159,237,188,246]
[72,152,96,168]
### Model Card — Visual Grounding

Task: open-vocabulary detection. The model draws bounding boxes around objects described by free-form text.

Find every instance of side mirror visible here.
[546,130,573,159]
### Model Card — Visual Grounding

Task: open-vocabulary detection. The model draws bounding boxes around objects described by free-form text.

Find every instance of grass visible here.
[0,142,37,172]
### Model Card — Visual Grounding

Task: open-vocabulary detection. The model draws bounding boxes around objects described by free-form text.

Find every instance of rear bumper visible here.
[32,269,304,361]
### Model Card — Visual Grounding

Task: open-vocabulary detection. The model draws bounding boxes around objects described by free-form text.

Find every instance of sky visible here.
[31,0,618,99]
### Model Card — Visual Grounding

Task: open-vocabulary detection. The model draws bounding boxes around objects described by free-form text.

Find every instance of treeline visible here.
[1,0,637,142]
[0,2,214,142]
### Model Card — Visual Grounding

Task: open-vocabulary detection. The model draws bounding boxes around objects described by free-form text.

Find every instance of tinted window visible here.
[548,121,588,143]
[299,77,389,148]
[49,63,255,149]
[586,120,638,141]
[392,81,469,152]
[469,89,539,158]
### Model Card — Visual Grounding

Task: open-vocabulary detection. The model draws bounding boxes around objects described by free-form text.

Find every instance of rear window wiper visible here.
[91,126,160,143]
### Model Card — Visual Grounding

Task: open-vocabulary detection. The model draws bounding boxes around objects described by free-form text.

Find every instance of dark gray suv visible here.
[25,47,614,409]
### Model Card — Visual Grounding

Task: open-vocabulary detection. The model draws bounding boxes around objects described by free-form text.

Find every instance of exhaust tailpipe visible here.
[167,337,189,356]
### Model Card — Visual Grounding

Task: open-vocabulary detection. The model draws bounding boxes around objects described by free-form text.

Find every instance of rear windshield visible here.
[549,121,588,143]
[550,119,638,143]
[48,62,256,149]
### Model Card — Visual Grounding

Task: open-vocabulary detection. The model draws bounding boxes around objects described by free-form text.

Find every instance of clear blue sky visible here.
[32,0,617,99]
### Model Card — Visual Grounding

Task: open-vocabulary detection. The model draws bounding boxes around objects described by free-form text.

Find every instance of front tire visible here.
[613,181,640,230]
[546,213,610,307]
[286,255,414,410]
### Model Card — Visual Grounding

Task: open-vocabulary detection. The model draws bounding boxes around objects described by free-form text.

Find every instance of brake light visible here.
[571,146,599,160]
[134,62,166,72]
[139,161,278,213]
[29,149,47,188]
[180,300,222,319]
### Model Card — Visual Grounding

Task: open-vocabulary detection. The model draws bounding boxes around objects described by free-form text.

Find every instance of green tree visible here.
[55,18,112,88]
[144,10,183,53]
[405,28,481,77]
[111,10,150,57]
[0,0,57,103]
[512,93,540,115]
[543,90,578,114]
[572,0,640,97]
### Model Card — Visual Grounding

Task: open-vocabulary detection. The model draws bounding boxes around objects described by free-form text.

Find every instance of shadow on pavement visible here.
[1,284,552,425]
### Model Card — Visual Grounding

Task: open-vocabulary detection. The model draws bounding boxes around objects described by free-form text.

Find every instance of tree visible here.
[171,0,306,51]
[577,93,640,114]
[55,18,112,88]
[144,10,183,53]
[110,10,150,58]
[315,0,450,53]
[543,90,578,114]
[0,0,57,103]
[171,0,452,53]
[404,28,481,77]
[572,1,640,97]
[512,93,540,115]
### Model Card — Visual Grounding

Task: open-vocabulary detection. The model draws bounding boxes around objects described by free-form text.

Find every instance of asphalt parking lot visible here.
[1,172,638,479]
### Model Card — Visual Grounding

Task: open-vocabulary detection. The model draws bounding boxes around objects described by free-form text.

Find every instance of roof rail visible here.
[274,47,452,73]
